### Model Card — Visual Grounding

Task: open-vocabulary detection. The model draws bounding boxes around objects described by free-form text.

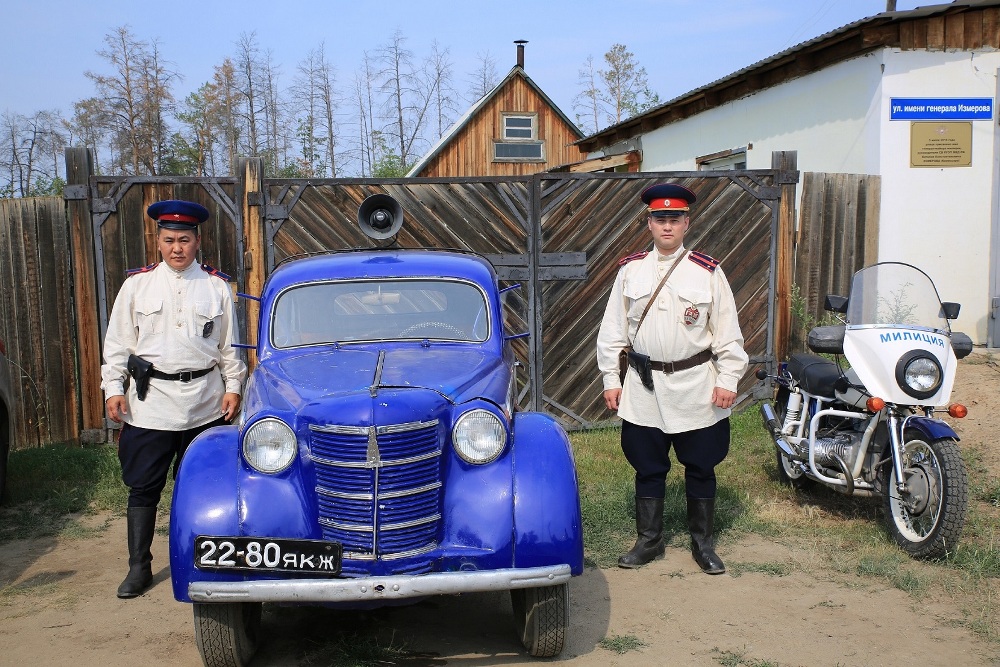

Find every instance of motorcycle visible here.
[758,261,973,559]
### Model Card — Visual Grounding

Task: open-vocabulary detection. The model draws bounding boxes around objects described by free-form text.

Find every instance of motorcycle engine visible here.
[813,433,861,470]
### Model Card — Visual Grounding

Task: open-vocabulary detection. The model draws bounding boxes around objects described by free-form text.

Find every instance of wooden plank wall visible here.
[792,172,881,350]
[416,74,584,177]
[536,174,775,426]
[0,198,78,447]
[5,164,832,442]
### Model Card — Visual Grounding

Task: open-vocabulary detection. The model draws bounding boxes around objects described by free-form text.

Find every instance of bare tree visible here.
[427,40,459,139]
[0,110,67,197]
[85,26,177,175]
[234,32,265,165]
[314,44,339,177]
[351,53,379,177]
[573,55,605,135]
[376,31,436,171]
[466,51,500,102]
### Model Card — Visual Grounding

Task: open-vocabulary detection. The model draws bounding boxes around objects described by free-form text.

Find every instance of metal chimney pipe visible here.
[515,40,527,69]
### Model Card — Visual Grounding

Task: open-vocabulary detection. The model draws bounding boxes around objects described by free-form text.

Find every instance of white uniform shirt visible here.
[100,261,247,431]
[596,246,749,434]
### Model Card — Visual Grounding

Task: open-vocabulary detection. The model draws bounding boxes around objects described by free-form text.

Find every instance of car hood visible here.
[250,346,510,412]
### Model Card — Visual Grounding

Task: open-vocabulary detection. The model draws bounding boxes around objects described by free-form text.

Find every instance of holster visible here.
[127,354,153,401]
[627,350,655,390]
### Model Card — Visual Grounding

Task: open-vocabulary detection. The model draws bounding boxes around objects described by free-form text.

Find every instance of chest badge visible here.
[203,321,214,338]
[683,306,700,326]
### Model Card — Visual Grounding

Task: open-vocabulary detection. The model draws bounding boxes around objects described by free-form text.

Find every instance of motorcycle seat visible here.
[787,353,841,397]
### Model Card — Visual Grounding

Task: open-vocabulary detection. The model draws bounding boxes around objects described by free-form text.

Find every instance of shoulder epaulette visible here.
[201,263,232,281]
[688,250,719,272]
[125,262,159,277]
[617,251,648,267]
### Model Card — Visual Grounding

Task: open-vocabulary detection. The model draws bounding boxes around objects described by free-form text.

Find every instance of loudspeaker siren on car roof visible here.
[358,193,404,240]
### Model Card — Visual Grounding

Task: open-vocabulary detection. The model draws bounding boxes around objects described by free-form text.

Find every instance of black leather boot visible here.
[688,497,725,574]
[117,506,156,598]
[618,497,665,568]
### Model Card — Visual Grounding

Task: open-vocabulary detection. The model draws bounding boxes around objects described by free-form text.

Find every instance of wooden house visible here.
[407,42,585,177]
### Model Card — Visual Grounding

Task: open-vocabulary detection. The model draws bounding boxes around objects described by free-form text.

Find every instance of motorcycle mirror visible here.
[824,295,848,313]
[940,302,961,320]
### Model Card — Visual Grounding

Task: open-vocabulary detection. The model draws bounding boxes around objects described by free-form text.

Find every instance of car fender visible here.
[169,425,241,601]
[510,412,584,575]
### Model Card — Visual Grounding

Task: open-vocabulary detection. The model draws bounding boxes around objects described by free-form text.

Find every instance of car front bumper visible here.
[188,564,572,603]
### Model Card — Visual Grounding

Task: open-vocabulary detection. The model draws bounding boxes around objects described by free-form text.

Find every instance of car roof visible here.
[263,249,498,297]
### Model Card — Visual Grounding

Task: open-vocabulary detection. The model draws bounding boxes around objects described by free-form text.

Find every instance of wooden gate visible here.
[58,151,795,438]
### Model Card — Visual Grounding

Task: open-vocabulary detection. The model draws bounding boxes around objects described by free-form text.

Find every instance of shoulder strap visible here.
[627,250,688,346]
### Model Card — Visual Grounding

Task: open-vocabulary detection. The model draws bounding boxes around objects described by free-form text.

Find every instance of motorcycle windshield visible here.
[846,262,949,333]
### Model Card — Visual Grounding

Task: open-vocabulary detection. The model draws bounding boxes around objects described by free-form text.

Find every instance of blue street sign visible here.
[890,98,993,120]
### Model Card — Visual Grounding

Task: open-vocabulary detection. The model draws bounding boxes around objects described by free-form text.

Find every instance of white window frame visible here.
[495,112,544,162]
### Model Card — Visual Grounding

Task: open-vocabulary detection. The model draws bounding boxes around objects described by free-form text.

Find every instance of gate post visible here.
[772,151,798,365]
[239,157,265,369]
[65,147,105,435]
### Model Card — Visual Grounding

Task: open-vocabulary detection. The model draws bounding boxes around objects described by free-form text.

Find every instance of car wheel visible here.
[193,602,262,667]
[510,583,568,658]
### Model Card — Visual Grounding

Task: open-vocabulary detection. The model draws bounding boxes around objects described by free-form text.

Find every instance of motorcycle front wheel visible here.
[881,432,968,559]
[773,387,811,489]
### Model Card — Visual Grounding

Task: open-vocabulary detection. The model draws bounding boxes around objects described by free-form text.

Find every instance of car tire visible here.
[193,601,262,667]
[510,583,568,658]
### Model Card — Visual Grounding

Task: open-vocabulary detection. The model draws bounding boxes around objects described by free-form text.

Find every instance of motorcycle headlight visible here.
[243,418,297,473]
[895,351,942,400]
[452,409,507,464]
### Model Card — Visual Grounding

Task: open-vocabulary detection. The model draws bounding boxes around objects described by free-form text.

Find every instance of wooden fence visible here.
[0,149,877,448]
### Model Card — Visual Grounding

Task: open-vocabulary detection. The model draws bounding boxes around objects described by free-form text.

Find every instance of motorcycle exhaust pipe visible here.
[760,403,798,459]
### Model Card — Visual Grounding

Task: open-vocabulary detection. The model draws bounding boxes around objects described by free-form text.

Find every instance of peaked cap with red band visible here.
[147,199,210,230]
[640,183,696,216]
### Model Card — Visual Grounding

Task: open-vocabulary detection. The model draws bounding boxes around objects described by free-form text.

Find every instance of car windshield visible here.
[846,262,948,331]
[271,279,489,347]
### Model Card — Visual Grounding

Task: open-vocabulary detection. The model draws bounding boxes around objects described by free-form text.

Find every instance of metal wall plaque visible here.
[910,122,972,168]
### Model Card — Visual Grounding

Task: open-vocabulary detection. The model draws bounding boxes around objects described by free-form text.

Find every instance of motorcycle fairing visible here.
[843,327,957,405]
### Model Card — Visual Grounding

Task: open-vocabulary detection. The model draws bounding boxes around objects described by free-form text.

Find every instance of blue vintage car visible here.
[169,196,584,666]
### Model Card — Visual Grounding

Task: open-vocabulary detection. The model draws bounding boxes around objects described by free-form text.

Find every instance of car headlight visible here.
[243,418,297,473]
[895,351,942,400]
[452,409,507,464]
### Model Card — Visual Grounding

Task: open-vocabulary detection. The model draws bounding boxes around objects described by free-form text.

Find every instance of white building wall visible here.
[878,49,1000,343]
[639,54,885,174]
[632,48,1000,343]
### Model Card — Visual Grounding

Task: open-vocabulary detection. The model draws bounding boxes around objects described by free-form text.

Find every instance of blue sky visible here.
[1,0,921,123]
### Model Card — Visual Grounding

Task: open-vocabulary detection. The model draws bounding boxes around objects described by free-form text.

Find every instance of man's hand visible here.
[106,396,127,423]
[222,392,241,421]
[603,388,622,412]
[712,387,737,409]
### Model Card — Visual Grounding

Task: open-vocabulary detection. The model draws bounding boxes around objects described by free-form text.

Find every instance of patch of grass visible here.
[599,634,646,654]
[0,443,165,542]
[297,632,412,666]
[727,561,792,578]
[711,646,782,667]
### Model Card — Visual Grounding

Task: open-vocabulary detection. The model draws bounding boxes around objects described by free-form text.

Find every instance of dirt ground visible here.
[0,353,998,667]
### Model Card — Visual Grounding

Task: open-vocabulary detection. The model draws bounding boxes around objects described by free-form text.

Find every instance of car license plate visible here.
[195,536,342,575]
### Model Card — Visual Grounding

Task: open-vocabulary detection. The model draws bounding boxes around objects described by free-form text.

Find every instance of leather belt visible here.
[648,349,714,374]
[150,367,214,382]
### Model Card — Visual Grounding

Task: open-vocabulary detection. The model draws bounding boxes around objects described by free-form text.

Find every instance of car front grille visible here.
[308,419,442,575]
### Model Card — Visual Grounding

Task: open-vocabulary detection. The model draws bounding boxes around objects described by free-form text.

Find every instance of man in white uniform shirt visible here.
[596,183,748,574]
[101,199,247,598]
